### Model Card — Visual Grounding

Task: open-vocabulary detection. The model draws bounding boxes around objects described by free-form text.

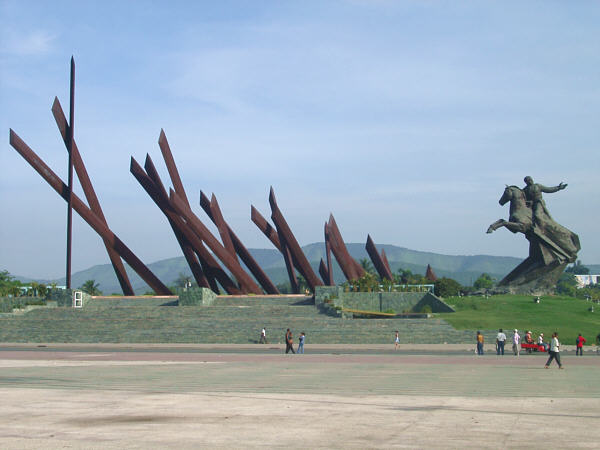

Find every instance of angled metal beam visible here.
[318,259,330,286]
[142,154,211,291]
[206,193,236,257]
[200,192,280,294]
[324,222,334,285]
[327,214,365,281]
[130,157,241,294]
[251,205,282,251]
[252,205,297,292]
[52,97,134,295]
[381,248,393,277]
[167,187,263,294]
[268,187,323,291]
[366,234,394,281]
[9,129,171,295]
[156,130,214,291]
[279,232,299,294]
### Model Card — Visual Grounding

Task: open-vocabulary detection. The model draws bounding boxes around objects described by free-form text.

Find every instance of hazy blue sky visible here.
[1,0,599,279]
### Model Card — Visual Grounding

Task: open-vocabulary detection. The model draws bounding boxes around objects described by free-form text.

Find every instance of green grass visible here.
[439,294,599,345]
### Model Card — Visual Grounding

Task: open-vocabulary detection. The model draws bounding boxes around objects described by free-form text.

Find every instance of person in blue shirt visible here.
[297,332,305,354]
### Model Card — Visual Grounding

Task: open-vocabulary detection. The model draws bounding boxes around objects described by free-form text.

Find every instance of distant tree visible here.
[359,258,376,275]
[565,260,590,275]
[38,284,48,298]
[0,270,24,297]
[473,273,494,290]
[80,280,102,296]
[556,273,577,297]
[434,277,462,297]
[396,268,414,284]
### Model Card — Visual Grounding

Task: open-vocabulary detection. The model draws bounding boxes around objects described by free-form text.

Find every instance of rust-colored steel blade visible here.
[318,259,330,286]
[167,188,262,294]
[251,205,282,251]
[200,192,280,294]
[52,97,134,295]
[366,234,394,281]
[279,232,299,294]
[130,157,241,294]
[143,154,210,290]
[381,248,393,277]
[208,193,236,257]
[158,129,190,207]
[324,222,334,285]
[9,130,171,294]
[268,187,323,291]
[327,214,364,281]
[156,131,214,289]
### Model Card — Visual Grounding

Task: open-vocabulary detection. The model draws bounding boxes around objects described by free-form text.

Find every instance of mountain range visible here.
[15,243,600,295]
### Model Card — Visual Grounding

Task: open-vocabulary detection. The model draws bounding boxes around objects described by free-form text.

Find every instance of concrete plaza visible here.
[1,344,599,449]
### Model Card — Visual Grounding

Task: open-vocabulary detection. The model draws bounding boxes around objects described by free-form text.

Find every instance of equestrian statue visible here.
[487,176,580,294]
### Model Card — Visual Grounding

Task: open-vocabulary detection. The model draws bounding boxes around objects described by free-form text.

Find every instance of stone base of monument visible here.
[494,258,567,295]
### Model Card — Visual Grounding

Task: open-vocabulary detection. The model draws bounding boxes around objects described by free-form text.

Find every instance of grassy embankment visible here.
[439,294,599,345]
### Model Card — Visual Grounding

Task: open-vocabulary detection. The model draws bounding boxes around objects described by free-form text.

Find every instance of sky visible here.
[1,0,599,279]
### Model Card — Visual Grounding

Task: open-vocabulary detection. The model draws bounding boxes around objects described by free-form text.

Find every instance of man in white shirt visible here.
[512,329,521,356]
[496,329,507,355]
[259,327,267,344]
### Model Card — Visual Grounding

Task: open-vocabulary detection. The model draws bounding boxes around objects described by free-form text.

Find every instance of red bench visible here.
[521,343,547,352]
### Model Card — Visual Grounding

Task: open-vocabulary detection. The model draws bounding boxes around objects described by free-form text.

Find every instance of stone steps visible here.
[0,300,485,344]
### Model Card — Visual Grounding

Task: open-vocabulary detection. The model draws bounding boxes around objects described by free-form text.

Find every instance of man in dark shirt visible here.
[285,328,295,354]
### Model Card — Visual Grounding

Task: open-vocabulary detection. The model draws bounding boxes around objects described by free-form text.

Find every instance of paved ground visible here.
[1,344,599,449]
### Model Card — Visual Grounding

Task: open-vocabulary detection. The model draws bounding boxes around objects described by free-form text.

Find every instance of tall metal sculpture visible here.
[65,57,75,289]
[365,235,394,281]
[156,130,212,291]
[52,98,134,295]
[9,130,172,295]
[200,192,280,294]
[327,214,364,281]
[268,188,323,291]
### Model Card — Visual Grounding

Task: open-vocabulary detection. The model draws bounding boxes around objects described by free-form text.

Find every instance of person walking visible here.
[575,333,586,356]
[544,332,563,369]
[512,329,521,356]
[285,328,295,354]
[496,329,506,355]
[476,331,484,355]
[394,331,400,351]
[297,332,305,354]
[259,327,267,344]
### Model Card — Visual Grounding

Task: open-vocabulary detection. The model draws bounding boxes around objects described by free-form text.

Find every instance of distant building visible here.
[574,274,599,288]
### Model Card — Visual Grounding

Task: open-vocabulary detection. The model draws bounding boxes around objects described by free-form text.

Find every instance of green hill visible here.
[15,243,598,295]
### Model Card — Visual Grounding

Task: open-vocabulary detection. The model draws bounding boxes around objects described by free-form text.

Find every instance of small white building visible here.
[574,274,600,288]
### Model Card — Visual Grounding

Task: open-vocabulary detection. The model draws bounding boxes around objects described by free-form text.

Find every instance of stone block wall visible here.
[314,287,454,314]
[179,287,217,306]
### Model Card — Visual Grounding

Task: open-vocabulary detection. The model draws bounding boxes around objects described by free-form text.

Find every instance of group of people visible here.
[259,327,306,353]
[285,328,305,354]
[492,328,524,356]
[475,328,594,369]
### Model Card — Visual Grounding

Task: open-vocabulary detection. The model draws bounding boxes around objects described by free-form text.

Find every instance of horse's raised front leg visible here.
[486,219,505,233]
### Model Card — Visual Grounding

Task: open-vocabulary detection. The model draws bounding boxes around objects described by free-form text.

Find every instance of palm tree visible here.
[80,280,102,296]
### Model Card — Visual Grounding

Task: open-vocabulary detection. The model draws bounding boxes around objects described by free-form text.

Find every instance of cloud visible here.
[1,29,57,56]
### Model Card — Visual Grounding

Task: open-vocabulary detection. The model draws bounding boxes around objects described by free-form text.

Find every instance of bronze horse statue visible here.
[487,185,532,235]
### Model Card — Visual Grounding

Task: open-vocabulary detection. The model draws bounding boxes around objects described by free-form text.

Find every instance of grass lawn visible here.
[438,294,600,345]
